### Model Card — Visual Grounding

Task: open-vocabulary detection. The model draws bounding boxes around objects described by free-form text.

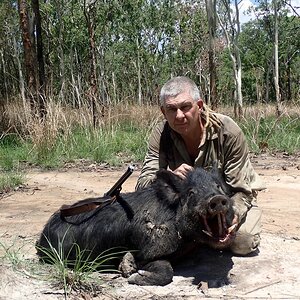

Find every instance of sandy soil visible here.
[0,152,300,299]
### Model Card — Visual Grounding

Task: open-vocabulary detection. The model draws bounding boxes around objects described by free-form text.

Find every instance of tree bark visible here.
[32,0,46,118]
[205,0,218,109]
[218,0,243,118]
[18,0,37,115]
[273,0,282,116]
[84,0,99,127]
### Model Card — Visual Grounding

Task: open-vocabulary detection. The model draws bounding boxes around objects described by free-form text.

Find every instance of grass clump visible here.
[36,233,129,298]
[0,240,26,269]
[240,115,300,154]
[0,171,23,193]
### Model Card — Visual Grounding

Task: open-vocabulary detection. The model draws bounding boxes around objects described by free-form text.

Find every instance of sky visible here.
[238,0,300,24]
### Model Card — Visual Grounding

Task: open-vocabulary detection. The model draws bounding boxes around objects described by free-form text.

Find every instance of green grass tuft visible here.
[0,171,24,193]
[239,115,300,154]
[36,232,129,296]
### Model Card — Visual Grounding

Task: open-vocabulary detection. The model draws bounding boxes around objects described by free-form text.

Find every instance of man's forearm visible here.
[231,192,253,222]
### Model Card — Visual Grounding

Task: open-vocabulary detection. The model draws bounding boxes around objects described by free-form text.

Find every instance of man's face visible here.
[161,91,203,137]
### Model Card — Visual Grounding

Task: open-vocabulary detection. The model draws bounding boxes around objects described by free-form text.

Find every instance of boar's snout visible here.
[200,194,235,248]
[207,195,230,215]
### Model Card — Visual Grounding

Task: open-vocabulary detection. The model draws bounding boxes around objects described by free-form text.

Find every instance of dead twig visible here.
[244,279,282,295]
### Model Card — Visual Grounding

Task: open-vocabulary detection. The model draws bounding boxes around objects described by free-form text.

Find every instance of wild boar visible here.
[36,167,236,286]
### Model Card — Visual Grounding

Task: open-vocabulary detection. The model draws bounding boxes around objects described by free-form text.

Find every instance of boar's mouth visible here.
[201,212,236,244]
[201,196,237,245]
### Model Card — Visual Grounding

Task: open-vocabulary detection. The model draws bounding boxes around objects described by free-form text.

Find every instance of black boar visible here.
[36,167,236,286]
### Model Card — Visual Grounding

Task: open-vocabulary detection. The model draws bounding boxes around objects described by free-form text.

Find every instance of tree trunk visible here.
[55,0,66,104]
[273,0,282,116]
[205,0,218,109]
[32,0,46,118]
[84,0,99,128]
[18,0,38,115]
[136,37,142,105]
[218,0,243,118]
[0,50,8,102]
[12,34,26,105]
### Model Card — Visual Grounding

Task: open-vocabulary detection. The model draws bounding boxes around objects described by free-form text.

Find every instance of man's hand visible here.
[231,192,252,228]
[171,163,194,179]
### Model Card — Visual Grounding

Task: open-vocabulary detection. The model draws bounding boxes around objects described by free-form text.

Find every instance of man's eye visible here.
[181,105,192,112]
[166,107,177,113]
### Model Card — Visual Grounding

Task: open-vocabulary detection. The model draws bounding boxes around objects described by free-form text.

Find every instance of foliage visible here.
[0,240,26,269]
[240,114,300,153]
[0,116,150,171]
[0,131,25,191]
[0,172,23,193]
[36,233,128,296]
[0,1,299,112]
[239,13,300,104]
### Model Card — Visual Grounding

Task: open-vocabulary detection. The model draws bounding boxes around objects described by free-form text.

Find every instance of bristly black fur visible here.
[36,167,234,286]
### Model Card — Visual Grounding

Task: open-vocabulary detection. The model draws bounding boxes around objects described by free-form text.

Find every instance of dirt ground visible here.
[0,152,300,299]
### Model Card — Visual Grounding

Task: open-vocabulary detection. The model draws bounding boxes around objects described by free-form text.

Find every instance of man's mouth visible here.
[174,122,188,128]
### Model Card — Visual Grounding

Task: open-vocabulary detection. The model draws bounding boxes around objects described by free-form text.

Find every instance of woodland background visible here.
[0,0,299,123]
[0,0,299,180]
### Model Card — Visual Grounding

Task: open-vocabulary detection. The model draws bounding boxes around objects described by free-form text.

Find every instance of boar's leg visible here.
[119,252,137,278]
[127,260,173,286]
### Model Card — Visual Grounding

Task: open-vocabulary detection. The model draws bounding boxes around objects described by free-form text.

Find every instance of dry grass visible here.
[1,98,299,156]
[2,99,299,134]
[217,103,300,119]
[0,100,158,157]
[0,98,163,135]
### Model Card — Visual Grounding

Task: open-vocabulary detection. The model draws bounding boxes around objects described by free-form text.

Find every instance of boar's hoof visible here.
[128,260,173,286]
[119,252,137,278]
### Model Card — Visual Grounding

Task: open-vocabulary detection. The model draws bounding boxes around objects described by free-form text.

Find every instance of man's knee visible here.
[230,205,262,256]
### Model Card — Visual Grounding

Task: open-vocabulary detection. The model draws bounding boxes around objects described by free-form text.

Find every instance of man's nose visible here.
[176,108,185,118]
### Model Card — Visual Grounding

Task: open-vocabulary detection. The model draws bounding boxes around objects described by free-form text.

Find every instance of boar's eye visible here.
[188,190,195,198]
[216,184,225,194]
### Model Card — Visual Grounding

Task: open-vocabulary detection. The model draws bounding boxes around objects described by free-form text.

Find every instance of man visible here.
[136,76,265,255]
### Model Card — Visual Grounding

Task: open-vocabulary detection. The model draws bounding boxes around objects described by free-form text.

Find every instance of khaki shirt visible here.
[136,113,265,219]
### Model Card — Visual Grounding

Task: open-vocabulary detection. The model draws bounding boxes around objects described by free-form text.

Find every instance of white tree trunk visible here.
[273,0,282,116]
[205,0,217,108]
[218,0,243,117]
[136,37,142,105]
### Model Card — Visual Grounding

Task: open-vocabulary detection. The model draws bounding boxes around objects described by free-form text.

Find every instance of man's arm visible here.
[222,117,265,222]
[135,123,164,190]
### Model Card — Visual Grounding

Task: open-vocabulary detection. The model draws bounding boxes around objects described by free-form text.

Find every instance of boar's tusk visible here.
[227,223,238,234]
[222,213,226,229]
[202,216,213,237]
[217,213,223,237]
[202,230,213,237]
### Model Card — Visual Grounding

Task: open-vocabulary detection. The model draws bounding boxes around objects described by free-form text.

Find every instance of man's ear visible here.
[197,99,203,110]
[160,106,166,117]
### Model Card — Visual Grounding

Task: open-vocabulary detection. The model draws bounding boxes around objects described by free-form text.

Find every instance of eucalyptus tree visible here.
[247,0,299,107]
[239,20,273,104]
[217,0,243,118]
[17,0,46,118]
[205,0,218,109]
[276,15,300,102]
[273,0,282,115]
[1,0,211,109]
[0,0,22,103]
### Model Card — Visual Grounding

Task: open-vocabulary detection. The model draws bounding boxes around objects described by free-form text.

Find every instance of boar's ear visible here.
[155,169,183,206]
[208,166,233,196]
